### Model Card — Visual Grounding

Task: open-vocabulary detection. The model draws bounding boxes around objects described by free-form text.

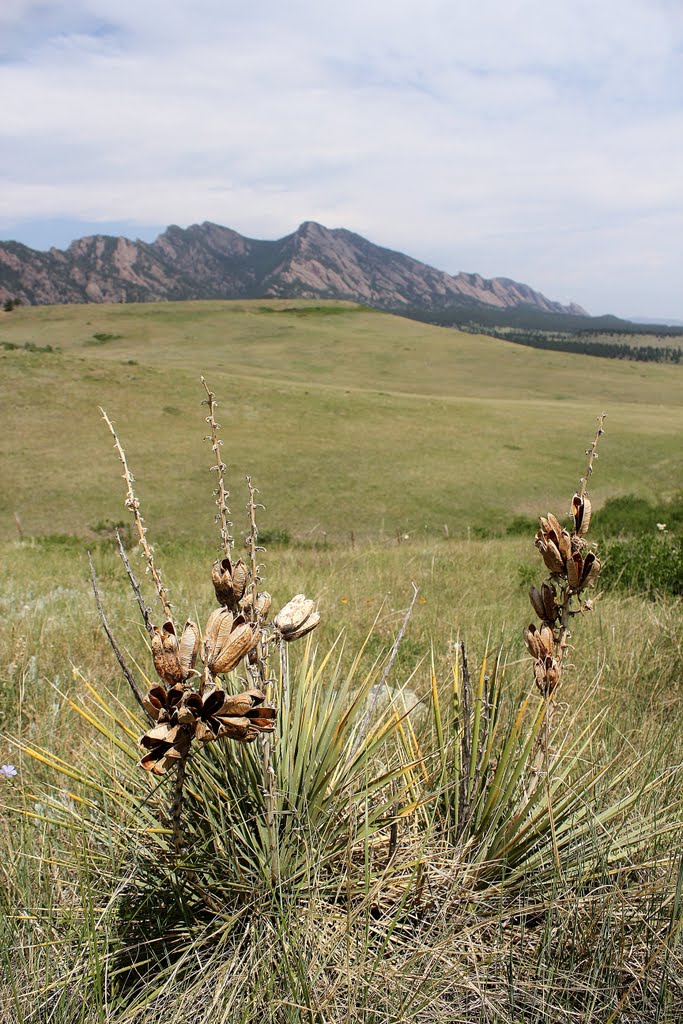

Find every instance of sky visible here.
[1,0,682,319]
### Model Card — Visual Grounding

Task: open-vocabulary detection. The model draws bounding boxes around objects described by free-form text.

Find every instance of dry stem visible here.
[244,476,279,884]
[201,377,233,558]
[579,412,607,498]
[88,553,151,720]
[115,530,153,636]
[100,408,173,623]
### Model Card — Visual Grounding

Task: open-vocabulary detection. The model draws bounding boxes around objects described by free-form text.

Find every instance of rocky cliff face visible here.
[0,220,586,316]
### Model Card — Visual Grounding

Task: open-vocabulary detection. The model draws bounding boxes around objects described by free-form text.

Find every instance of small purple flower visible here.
[1,764,17,778]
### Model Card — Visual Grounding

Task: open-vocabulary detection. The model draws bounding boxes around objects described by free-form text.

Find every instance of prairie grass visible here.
[1,301,682,542]
[1,535,682,1022]
[0,306,682,1022]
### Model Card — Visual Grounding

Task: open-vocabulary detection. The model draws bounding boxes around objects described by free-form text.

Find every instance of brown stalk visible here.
[115,529,153,637]
[201,377,233,558]
[245,476,279,883]
[579,412,607,499]
[100,408,173,623]
[88,552,151,721]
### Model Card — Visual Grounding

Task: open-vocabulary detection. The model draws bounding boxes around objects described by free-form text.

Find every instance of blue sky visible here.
[1,0,682,318]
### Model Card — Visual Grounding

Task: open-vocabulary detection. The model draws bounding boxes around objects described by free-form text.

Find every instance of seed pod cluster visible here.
[524,476,602,700]
[138,552,321,771]
[139,682,276,773]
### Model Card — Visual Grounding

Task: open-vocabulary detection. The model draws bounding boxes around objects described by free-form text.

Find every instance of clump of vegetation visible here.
[1,340,55,352]
[592,493,683,597]
[84,332,123,345]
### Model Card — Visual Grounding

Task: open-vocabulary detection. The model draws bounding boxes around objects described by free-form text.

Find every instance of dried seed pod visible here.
[541,582,559,622]
[274,594,320,642]
[241,590,272,620]
[546,513,564,542]
[139,718,192,774]
[538,624,555,658]
[571,493,593,536]
[282,612,321,642]
[178,620,200,678]
[558,529,572,562]
[540,538,565,575]
[524,624,544,659]
[230,560,249,601]
[212,557,250,610]
[150,620,186,686]
[567,552,583,590]
[533,655,562,697]
[203,607,234,663]
[580,552,601,589]
[529,586,546,620]
[194,686,276,743]
[209,617,259,674]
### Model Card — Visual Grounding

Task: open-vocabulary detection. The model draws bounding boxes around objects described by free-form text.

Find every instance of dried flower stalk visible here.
[201,377,233,558]
[100,407,173,624]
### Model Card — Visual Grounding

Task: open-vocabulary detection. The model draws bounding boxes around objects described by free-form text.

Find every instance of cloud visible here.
[1,0,682,316]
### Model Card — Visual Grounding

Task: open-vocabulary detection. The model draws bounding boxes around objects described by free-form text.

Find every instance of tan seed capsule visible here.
[210,621,259,674]
[541,582,558,622]
[529,586,546,620]
[581,552,600,589]
[151,621,185,686]
[203,607,233,663]
[212,558,234,606]
[524,624,543,660]
[539,624,554,658]
[541,540,565,575]
[178,620,200,678]
[558,529,572,562]
[230,560,249,601]
[567,552,583,590]
[546,513,563,542]
[282,611,321,642]
[274,594,320,641]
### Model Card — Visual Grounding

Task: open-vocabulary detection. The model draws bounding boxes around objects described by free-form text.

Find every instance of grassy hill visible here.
[0,299,680,543]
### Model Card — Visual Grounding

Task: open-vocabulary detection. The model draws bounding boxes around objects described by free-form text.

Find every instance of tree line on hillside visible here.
[486,330,683,363]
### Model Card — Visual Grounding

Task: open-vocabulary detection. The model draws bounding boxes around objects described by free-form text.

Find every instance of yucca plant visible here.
[416,416,681,891]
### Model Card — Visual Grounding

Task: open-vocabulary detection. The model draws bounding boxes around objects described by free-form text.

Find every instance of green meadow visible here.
[0,300,681,1023]
[0,300,681,542]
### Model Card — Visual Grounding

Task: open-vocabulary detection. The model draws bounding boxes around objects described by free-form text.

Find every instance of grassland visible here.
[0,300,681,1023]
[0,300,681,543]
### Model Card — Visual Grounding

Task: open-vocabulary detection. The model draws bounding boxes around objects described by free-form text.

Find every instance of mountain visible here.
[0,219,587,317]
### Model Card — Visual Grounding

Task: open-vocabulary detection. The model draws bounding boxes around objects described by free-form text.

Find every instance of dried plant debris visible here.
[524,414,605,698]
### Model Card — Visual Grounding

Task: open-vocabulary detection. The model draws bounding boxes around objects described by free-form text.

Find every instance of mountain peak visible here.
[0,220,587,317]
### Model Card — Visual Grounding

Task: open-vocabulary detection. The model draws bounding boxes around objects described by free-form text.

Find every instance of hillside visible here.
[0,299,680,543]
[0,220,586,317]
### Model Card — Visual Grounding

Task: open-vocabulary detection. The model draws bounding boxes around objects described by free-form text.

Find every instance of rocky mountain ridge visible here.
[0,220,586,316]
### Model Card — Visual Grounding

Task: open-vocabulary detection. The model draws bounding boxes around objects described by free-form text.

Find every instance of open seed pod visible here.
[188,686,276,743]
[204,609,259,675]
[150,620,200,686]
[529,582,559,623]
[571,493,592,536]
[533,655,562,697]
[240,590,272,621]
[567,551,601,592]
[138,718,192,774]
[212,557,250,610]
[535,530,565,575]
[274,593,321,642]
